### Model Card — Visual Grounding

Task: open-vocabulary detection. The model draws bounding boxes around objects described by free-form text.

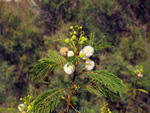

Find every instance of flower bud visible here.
[81,36,85,41]
[65,38,70,44]
[70,26,73,29]
[27,105,32,110]
[84,37,87,41]
[79,53,85,58]
[74,31,77,35]
[72,35,76,40]
[79,41,84,44]
[24,102,27,105]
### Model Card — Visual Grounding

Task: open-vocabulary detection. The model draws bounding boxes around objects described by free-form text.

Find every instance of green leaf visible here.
[30,60,58,80]
[89,32,95,46]
[47,50,66,66]
[30,50,66,80]
[94,42,113,50]
[85,85,120,102]
[28,88,67,113]
[95,35,105,46]
[84,70,126,96]
[138,89,148,94]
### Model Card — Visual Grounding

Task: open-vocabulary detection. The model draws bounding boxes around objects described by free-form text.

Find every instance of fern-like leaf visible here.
[30,59,58,80]
[85,85,120,101]
[84,70,126,95]
[94,42,113,50]
[30,50,66,80]
[89,32,95,46]
[47,50,66,66]
[88,33,112,50]
[28,88,67,113]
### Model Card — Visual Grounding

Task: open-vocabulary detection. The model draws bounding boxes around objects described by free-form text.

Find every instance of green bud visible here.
[19,106,25,110]
[27,105,32,110]
[79,41,84,44]
[72,35,76,39]
[84,37,87,41]
[24,102,27,105]
[74,31,77,35]
[20,98,23,100]
[81,36,85,41]
[80,26,82,29]
[140,68,143,72]
[75,25,79,28]
[79,53,84,58]
[65,38,70,43]
[70,26,73,29]
[70,33,73,35]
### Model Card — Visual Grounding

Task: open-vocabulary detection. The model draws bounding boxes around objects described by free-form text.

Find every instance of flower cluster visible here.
[59,25,95,75]
[18,95,34,112]
[79,45,95,71]
[134,65,143,78]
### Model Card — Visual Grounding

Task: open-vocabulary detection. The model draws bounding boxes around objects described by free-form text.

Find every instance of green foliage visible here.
[0,1,44,108]
[1,0,150,112]
[0,108,19,113]
[28,25,126,113]
[30,50,66,80]
[85,87,120,102]
[47,50,66,66]
[84,70,125,101]
[28,88,66,113]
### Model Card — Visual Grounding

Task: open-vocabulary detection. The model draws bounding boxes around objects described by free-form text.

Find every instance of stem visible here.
[69,43,75,50]
[65,80,75,112]
[65,46,79,113]
[125,77,138,113]
[125,89,134,113]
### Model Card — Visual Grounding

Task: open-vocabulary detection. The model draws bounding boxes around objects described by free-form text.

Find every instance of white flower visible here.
[64,63,75,74]
[79,50,88,60]
[83,45,94,57]
[85,60,95,71]
[67,51,74,57]
[18,104,26,112]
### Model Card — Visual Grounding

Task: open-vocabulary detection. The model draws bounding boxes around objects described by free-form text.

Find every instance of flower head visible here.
[67,51,74,57]
[83,45,94,57]
[60,47,69,56]
[18,104,26,112]
[137,73,143,78]
[85,60,95,71]
[64,63,75,74]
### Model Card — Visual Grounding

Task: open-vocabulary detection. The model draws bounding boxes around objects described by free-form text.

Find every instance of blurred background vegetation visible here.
[0,0,150,112]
